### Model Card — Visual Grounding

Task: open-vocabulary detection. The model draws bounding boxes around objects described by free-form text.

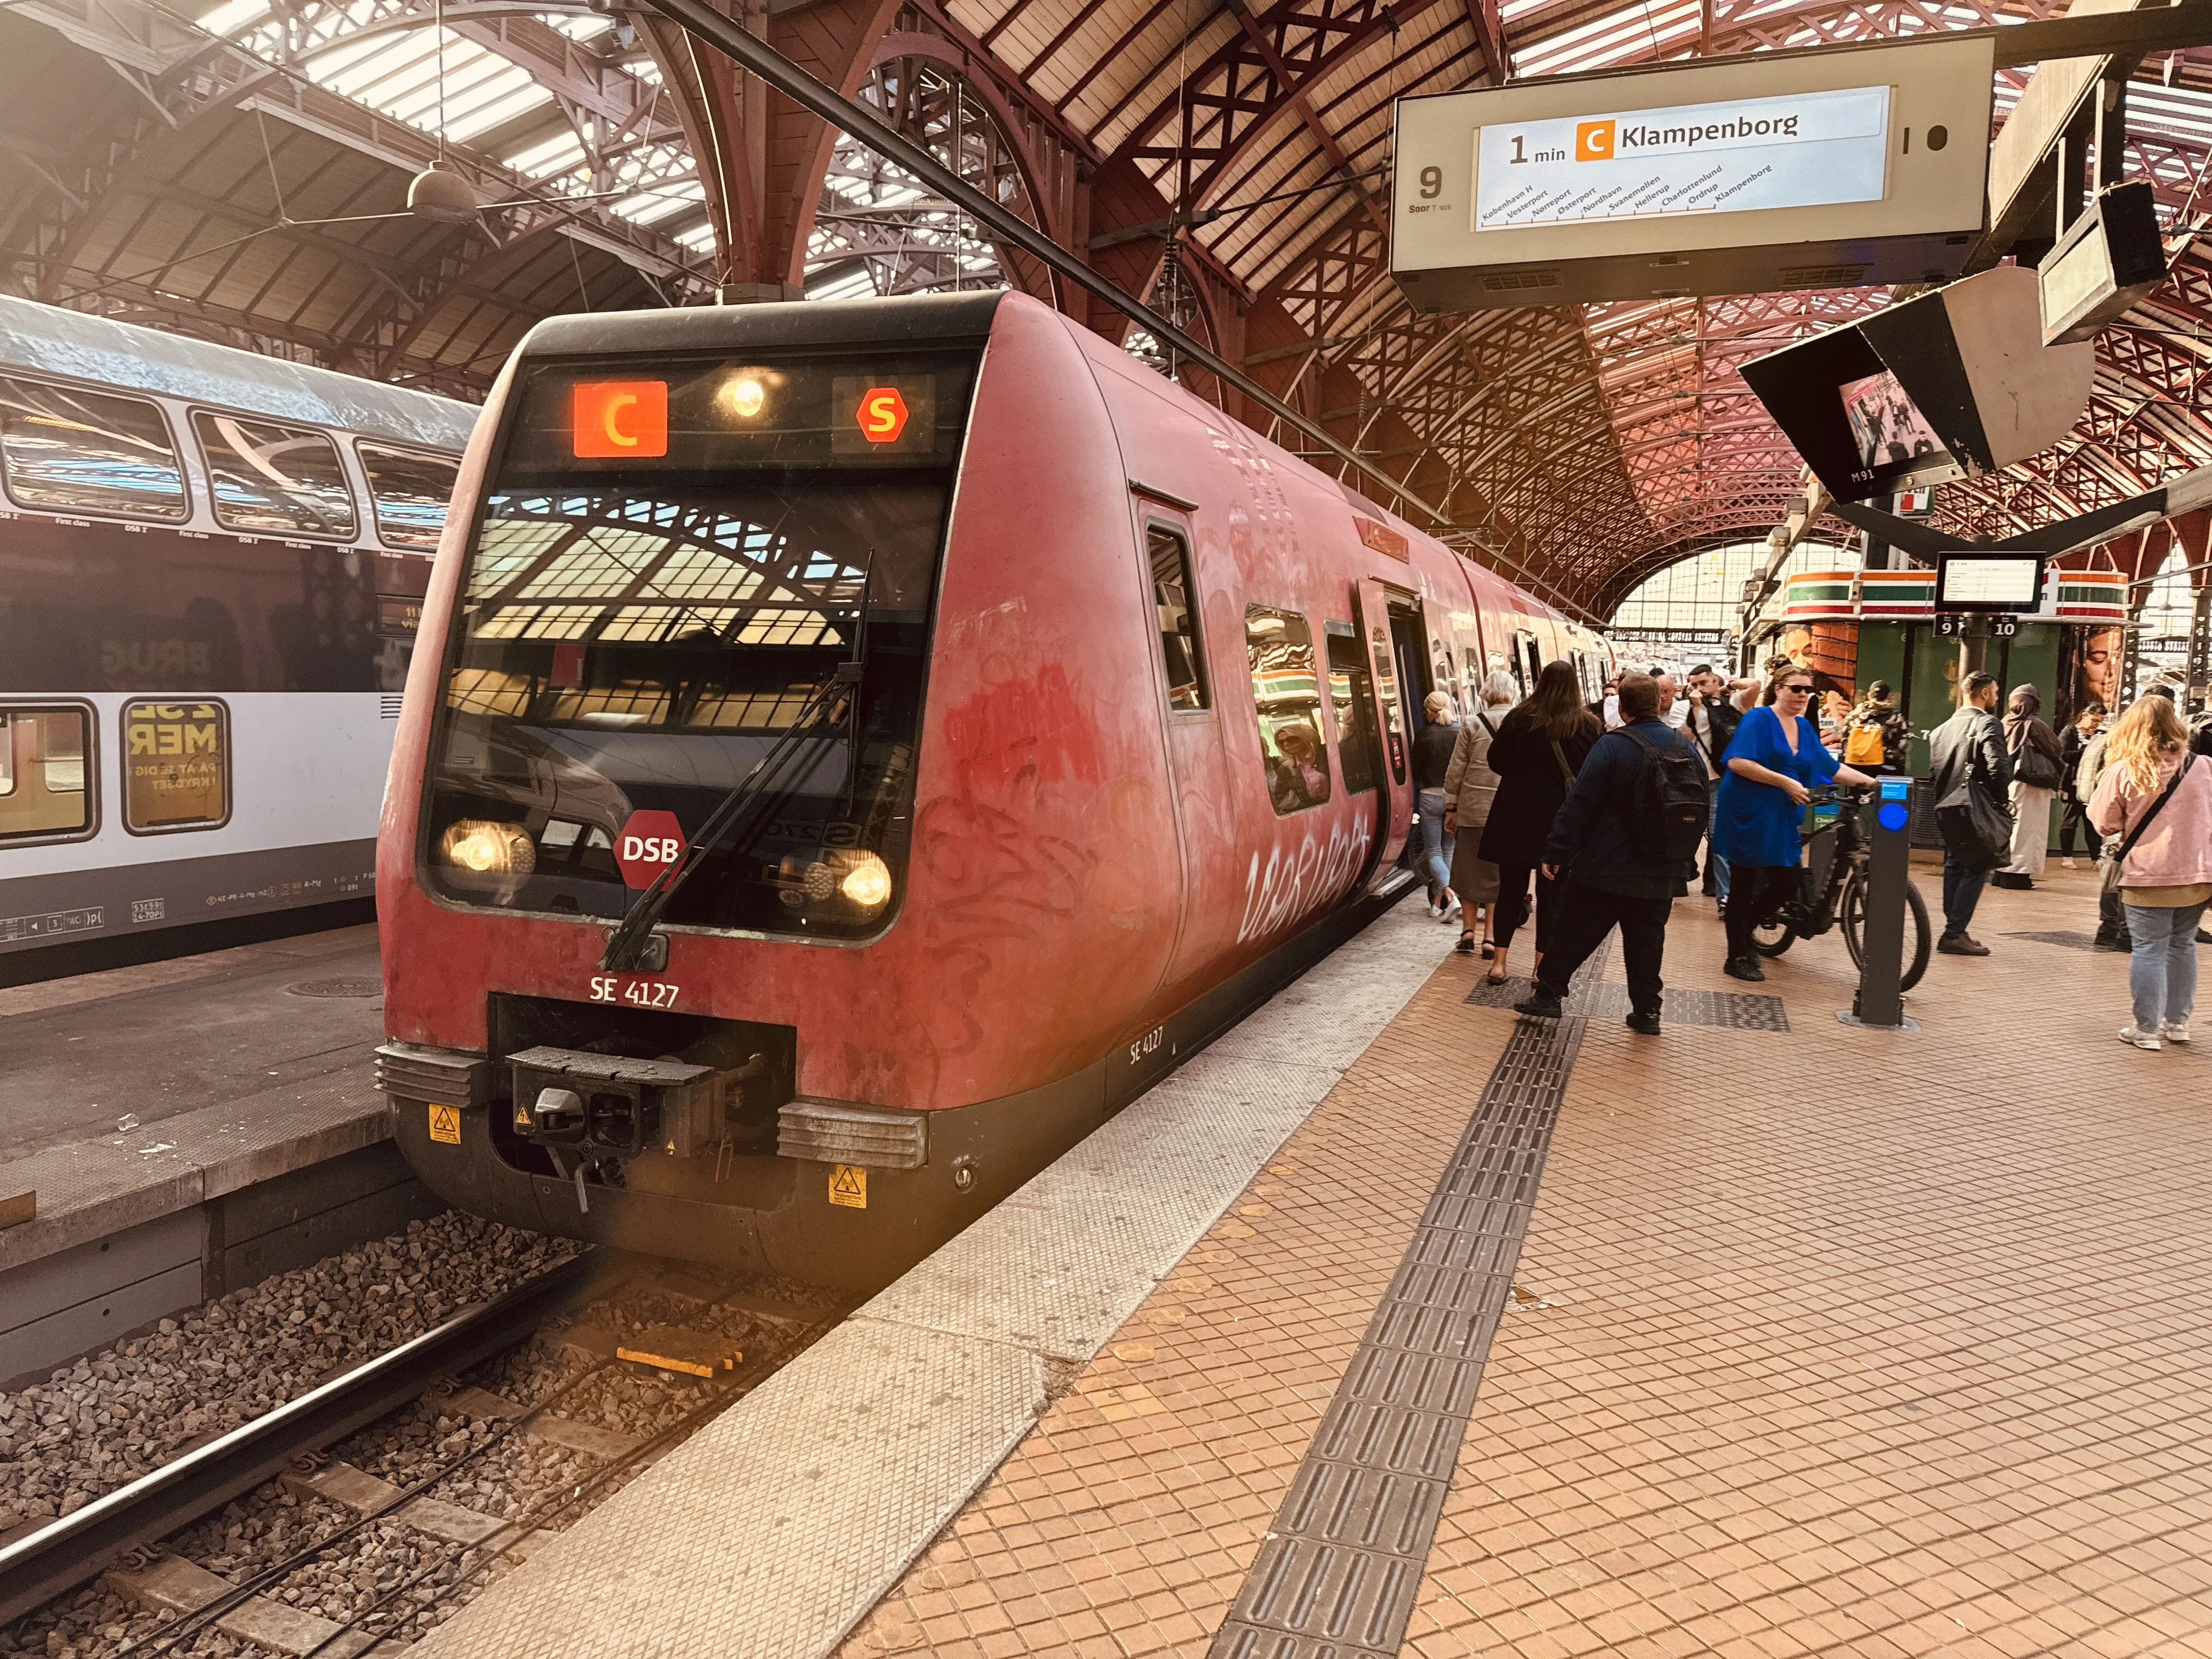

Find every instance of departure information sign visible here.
[1936,553,2046,613]
[1474,86,1889,232]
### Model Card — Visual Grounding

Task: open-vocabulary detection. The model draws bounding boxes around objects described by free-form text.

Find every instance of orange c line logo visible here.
[1576,120,1616,161]
[572,380,669,458]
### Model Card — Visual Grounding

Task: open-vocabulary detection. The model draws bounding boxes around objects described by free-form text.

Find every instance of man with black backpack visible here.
[1514,673,1706,1034]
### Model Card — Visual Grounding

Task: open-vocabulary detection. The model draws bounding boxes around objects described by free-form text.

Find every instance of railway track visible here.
[1,1244,848,1657]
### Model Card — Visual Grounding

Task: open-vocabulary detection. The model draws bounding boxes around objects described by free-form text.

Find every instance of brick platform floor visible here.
[838,866,2212,1658]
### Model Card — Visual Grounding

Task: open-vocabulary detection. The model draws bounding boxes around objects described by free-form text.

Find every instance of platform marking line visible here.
[1208,943,1610,1659]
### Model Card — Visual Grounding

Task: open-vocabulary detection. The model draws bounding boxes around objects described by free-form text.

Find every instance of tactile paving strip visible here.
[1463,974,1787,1031]
[2005,929,2106,951]
[1208,946,1609,1659]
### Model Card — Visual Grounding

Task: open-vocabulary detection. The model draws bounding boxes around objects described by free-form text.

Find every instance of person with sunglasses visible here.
[1711,669,1878,980]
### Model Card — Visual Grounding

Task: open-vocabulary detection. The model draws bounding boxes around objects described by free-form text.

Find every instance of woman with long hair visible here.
[1476,660,1600,986]
[1443,670,1519,957]
[1993,683,2065,890]
[2089,695,2212,1049]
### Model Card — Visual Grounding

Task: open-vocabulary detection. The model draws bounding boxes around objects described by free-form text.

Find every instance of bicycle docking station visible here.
[1839,775,1922,1034]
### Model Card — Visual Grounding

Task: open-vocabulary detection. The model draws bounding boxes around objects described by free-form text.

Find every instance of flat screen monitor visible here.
[1737,325,1965,503]
[1936,553,2045,613]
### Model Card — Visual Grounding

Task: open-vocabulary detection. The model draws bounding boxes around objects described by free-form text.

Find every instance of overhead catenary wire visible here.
[620,0,1592,621]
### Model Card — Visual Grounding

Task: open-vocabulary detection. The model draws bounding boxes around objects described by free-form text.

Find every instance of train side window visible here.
[1147,524,1208,709]
[0,706,94,843]
[359,443,460,551]
[194,411,357,539]
[121,699,230,833]
[1246,607,1331,815]
[0,379,187,521]
[1327,626,1380,794]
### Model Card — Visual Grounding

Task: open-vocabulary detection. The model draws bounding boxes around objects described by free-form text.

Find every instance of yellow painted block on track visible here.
[829,1164,867,1208]
[428,1103,462,1145]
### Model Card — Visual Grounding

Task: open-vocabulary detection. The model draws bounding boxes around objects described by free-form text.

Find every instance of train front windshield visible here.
[420,348,978,940]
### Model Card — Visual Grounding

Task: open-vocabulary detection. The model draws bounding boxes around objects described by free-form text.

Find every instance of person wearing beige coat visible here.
[1441,672,1519,958]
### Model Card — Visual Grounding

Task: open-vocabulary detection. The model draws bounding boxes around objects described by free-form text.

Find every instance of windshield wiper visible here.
[599,660,860,972]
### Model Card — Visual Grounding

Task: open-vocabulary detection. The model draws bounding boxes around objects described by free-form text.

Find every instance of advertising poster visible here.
[123,699,229,831]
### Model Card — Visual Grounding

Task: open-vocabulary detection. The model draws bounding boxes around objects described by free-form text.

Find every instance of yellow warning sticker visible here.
[828,1163,867,1209]
[428,1103,462,1146]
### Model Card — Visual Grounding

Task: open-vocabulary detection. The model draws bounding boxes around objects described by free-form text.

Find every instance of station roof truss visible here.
[10,0,2212,612]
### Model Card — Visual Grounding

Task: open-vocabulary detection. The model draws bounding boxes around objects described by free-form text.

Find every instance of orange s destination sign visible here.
[856,386,910,443]
[572,380,668,458]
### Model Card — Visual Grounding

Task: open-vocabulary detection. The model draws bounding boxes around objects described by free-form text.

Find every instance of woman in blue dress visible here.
[1712,665,1878,980]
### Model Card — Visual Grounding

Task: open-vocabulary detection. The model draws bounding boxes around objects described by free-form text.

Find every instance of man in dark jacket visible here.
[1927,669,2012,957]
[1681,664,1746,905]
[1514,673,1697,1034]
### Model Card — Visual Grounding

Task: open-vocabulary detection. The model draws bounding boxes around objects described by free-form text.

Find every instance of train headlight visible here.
[836,851,893,911]
[441,819,536,876]
[719,373,769,420]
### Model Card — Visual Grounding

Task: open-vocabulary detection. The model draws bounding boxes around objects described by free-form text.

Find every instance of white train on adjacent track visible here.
[0,296,477,958]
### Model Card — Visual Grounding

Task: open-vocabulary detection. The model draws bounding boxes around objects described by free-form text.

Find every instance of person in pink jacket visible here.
[2090,696,2212,1049]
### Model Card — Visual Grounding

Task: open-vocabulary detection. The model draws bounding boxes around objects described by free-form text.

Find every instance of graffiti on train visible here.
[1236,815,1372,944]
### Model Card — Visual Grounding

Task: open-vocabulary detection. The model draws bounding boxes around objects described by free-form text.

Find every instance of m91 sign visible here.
[616,810,687,889]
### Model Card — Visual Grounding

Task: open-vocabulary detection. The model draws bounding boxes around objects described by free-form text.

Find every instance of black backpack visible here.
[1621,727,1709,864]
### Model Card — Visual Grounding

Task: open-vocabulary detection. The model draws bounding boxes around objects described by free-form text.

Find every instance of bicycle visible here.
[1749,783,1932,992]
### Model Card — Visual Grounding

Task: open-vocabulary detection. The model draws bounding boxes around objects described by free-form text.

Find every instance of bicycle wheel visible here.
[1842,870,1933,992]
[1751,912,1797,957]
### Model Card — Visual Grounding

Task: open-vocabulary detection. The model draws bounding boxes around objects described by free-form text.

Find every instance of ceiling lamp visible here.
[408,166,478,223]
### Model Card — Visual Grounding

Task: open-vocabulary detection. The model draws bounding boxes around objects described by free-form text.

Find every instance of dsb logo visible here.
[615,810,687,889]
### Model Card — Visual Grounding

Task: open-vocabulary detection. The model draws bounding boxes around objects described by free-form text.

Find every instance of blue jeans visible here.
[1941,857,1990,937]
[1417,789,1454,902]
[2124,900,2205,1032]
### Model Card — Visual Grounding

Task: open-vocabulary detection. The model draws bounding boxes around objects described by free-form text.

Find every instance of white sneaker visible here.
[2165,1023,2192,1044]
[1444,898,1463,922]
[1429,902,1444,919]
[2119,1025,2164,1051]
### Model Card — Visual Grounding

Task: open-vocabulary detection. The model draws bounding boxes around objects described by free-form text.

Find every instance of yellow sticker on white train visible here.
[428,1104,462,1146]
[829,1164,867,1208]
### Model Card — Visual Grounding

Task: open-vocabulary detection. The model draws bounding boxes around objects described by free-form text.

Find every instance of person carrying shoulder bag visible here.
[2089,695,2212,1050]
[1993,684,2064,889]
[1927,671,2013,956]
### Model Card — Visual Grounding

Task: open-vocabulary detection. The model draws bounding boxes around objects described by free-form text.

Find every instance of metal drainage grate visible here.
[286,978,382,998]
[1209,945,1609,1659]
[2005,930,2106,952]
[1464,975,1787,1031]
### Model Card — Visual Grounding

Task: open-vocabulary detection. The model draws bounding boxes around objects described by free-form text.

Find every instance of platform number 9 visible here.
[1419,166,1442,199]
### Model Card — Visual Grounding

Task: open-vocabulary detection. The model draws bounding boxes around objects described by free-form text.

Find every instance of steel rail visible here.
[0,1249,609,1626]
[624,0,1595,622]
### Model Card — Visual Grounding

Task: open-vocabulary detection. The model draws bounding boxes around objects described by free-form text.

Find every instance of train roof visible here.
[0,294,478,453]
[516,291,1006,360]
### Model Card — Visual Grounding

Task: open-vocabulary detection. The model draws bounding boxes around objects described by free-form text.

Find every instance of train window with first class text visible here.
[359,443,460,551]
[0,706,93,843]
[121,699,229,833]
[1148,524,1207,709]
[0,379,187,521]
[1246,607,1331,816]
[194,411,357,538]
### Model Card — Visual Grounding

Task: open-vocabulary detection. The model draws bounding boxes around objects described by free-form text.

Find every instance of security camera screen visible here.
[1840,370,1946,470]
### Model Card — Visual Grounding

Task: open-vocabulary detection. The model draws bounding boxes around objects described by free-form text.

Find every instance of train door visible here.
[1352,578,1415,877]
[1135,508,1239,1006]
[1512,629,1542,696]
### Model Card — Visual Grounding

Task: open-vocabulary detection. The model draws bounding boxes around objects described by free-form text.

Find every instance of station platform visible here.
[1,925,432,1387]
[413,866,2212,1659]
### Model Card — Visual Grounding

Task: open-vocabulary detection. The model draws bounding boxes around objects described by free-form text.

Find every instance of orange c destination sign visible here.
[572,380,668,458]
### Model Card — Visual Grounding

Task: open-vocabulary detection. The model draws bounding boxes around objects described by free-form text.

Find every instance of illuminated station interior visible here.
[5,1,2212,1655]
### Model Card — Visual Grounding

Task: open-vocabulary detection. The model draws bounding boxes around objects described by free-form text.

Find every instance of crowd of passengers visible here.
[1408,657,2212,1048]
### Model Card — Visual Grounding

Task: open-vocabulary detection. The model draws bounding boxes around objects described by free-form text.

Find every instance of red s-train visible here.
[375,291,1610,1286]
